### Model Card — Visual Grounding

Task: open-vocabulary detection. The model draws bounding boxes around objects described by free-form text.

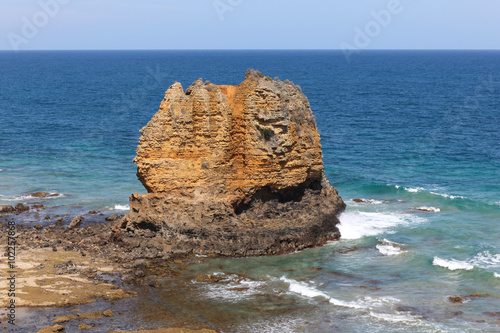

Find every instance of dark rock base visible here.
[122,178,345,257]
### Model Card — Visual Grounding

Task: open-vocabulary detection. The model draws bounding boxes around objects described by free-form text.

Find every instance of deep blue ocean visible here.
[1,50,499,332]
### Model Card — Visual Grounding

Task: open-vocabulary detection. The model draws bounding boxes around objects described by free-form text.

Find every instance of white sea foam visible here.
[471,251,500,268]
[392,184,465,199]
[433,257,474,271]
[0,192,64,201]
[494,273,500,278]
[429,191,465,199]
[376,239,406,256]
[405,187,425,193]
[350,198,388,205]
[280,277,365,309]
[196,272,266,302]
[413,206,441,212]
[338,211,424,240]
[369,311,423,323]
[114,204,130,210]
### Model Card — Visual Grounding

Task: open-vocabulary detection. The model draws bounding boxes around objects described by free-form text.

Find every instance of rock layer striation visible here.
[122,70,345,257]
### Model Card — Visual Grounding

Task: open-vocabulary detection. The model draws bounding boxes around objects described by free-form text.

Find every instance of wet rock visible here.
[52,316,72,324]
[78,324,93,330]
[105,213,120,221]
[484,312,500,317]
[15,203,29,212]
[352,198,365,203]
[195,274,224,283]
[134,269,146,278]
[88,210,98,214]
[448,296,464,303]
[32,204,45,209]
[338,247,358,254]
[132,259,147,268]
[68,216,84,229]
[36,324,65,333]
[77,311,102,319]
[31,192,49,197]
[103,309,115,317]
[0,205,14,213]
[464,293,490,298]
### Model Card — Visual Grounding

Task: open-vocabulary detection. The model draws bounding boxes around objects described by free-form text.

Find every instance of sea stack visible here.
[121,69,345,257]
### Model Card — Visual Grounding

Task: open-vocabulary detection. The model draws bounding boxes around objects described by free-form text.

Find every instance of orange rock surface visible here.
[135,69,324,206]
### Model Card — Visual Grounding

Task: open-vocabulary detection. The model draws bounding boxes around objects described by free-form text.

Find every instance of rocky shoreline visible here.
[0,203,217,332]
[0,71,346,331]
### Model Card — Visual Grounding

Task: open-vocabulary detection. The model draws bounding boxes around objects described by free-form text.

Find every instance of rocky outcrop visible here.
[121,70,345,257]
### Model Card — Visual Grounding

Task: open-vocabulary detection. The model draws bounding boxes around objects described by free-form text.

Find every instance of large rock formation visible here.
[121,70,345,257]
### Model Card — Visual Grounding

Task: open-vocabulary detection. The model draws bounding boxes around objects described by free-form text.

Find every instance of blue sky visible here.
[1,0,499,51]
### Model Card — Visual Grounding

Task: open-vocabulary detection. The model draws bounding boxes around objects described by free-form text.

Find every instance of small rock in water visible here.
[195,274,224,283]
[448,296,464,303]
[36,324,65,333]
[78,323,93,330]
[15,203,29,212]
[31,192,50,197]
[68,216,84,229]
[352,198,365,203]
[484,312,500,317]
[77,311,102,319]
[0,205,14,213]
[103,309,114,317]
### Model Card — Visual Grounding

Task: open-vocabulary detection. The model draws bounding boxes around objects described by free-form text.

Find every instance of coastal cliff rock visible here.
[122,70,345,257]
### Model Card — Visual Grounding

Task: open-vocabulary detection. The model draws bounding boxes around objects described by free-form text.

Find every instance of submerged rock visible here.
[122,70,345,257]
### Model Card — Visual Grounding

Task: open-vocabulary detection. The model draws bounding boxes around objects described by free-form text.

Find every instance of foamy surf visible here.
[195,272,266,302]
[433,257,474,271]
[376,239,406,256]
[350,198,389,205]
[471,251,500,268]
[392,184,466,200]
[494,273,500,278]
[280,277,365,309]
[338,211,424,240]
[429,192,465,199]
[412,206,440,213]
[114,204,130,210]
[0,192,64,201]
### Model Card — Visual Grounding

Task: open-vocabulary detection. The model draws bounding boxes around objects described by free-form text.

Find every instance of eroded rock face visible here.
[122,70,345,257]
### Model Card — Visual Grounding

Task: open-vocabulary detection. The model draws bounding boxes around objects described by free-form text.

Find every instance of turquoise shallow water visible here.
[1,50,499,332]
